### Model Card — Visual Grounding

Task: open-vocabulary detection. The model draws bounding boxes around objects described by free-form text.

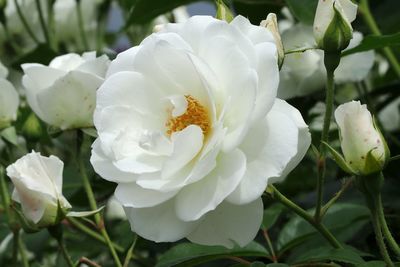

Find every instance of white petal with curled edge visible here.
[251,42,279,122]
[106,47,140,77]
[162,125,203,179]
[11,179,48,223]
[115,182,178,208]
[228,99,304,205]
[91,139,138,183]
[95,71,165,115]
[36,71,102,129]
[21,64,67,90]
[175,149,246,221]
[124,199,198,242]
[268,99,311,183]
[187,198,263,248]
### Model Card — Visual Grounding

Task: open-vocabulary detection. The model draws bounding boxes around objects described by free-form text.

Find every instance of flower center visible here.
[166,95,210,136]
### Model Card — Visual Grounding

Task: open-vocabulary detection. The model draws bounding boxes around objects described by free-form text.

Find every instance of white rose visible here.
[91,15,311,248]
[54,0,102,49]
[313,0,358,51]
[21,52,110,130]
[335,101,389,175]
[4,0,47,45]
[0,61,19,129]
[278,23,374,99]
[6,151,71,227]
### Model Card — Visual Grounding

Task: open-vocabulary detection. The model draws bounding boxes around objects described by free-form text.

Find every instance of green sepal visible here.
[215,0,234,23]
[362,148,383,175]
[320,3,353,52]
[22,113,43,142]
[322,141,356,174]
[372,116,390,166]
[81,127,98,138]
[67,206,105,218]
[10,205,41,233]
[0,126,18,146]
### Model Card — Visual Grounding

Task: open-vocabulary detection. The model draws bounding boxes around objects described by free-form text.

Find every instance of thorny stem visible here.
[315,52,340,221]
[262,229,277,263]
[77,131,122,267]
[284,46,317,55]
[268,186,343,249]
[67,217,124,253]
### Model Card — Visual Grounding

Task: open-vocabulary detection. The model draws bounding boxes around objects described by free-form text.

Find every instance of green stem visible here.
[77,132,122,267]
[285,47,317,55]
[46,0,57,51]
[18,234,30,267]
[67,217,124,253]
[12,230,19,266]
[320,177,353,218]
[389,155,400,162]
[123,235,138,267]
[76,0,89,50]
[375,190,400,257]
[268,186,343,249]
[13,0,40,44]
[359,0,400,78]
[0,166,11,219]
[371,204,394,266]
[262,229,277,262]
[315,53,339,221]
[34,0,50,44]
[58,239,74,267]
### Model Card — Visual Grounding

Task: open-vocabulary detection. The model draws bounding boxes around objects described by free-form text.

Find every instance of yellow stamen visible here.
[166,95,210,136]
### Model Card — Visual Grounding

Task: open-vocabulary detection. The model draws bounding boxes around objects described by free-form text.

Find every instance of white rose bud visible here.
[21,52,110,130]
[313,0,358,52]
[261,13,284,68]
[0,61,19,129]
[334,101,389,175]
[6,151,71,228]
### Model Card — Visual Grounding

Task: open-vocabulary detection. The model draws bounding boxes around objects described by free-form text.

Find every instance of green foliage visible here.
[343,32,400,56]
[156,242,269,267]
[285,0,318,25]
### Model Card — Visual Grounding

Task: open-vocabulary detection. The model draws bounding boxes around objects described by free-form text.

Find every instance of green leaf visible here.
[266,264,290,267]
[342,32,400,56]
[277,203,369,253]
[293,247,365,265]
[126,0,200,25]
[0,127,18,146]
[262,203,285,230]
[156,241,268,267]
[67,206,105,218]
[356,261,386,267]
[284,0,318,25]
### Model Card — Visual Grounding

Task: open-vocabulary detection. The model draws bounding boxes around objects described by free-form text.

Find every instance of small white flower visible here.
[278,23,374,99]
[313,0,358,51]
[21,52,110,130]
[6,151,71,227]
[54,0,102,49]
[91,15,311,248]
[335,101,388,175]
[0,61,19,129]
